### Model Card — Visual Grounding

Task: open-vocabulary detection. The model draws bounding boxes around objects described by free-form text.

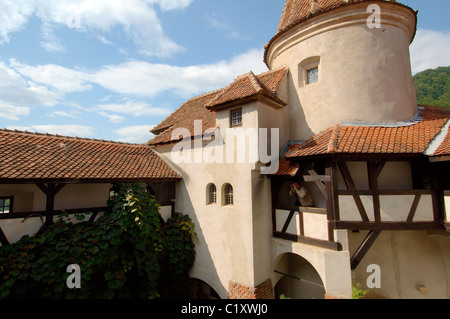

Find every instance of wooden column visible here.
[325,161,339,242]
[350,230,381,270]
[36,183,66,225]
[338,162,370,222]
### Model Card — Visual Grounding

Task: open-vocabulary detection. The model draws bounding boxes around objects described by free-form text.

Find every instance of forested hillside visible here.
[413,66,450,108]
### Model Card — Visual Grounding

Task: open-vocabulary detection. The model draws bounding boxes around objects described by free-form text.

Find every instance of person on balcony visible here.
[289,183,314,208]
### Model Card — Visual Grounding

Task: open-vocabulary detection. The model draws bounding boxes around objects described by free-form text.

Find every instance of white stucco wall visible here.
[0,183,112,245]
[350,230,450,299]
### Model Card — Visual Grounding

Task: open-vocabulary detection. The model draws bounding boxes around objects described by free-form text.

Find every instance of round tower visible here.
[265,0,418,140]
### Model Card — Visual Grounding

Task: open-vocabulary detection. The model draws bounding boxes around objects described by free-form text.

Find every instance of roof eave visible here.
[206,93,286,112]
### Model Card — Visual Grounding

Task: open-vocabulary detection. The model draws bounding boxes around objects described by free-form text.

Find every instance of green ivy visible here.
[0,183,196,299]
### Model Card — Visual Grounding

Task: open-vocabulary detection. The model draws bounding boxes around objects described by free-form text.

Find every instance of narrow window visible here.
[208,184,217,204]
[306,67,319,84]
[224,184,234,206]
[231,108,242,127]
[0,197,13,214]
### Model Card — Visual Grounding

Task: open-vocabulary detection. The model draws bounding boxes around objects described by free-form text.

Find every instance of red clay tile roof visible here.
[148,68,288,146]
[0,130,180,182]
[432,130,450,157]
[275,106,450,176]
[276,0,413,35]
[206,70,286,110]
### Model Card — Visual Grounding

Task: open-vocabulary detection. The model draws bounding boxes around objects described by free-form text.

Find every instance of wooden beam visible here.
[298,207,327,214]
[281,209,296,233]
[303,175,331,182]
[351,230,381,270]
[367,161,381,223]
[406,194,422,222]
[0,207,107,220]
[338,162,370,222]
[375,160,387,179]
[335,221,444,231]
[325,162,339,242]
[35,183,67,225]
[305,169,328,199]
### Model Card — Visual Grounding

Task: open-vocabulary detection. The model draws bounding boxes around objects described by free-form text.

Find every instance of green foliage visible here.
[413,66,450,108]
[352,282,368,300]
[0,183,196,299]
[279,294,292,299]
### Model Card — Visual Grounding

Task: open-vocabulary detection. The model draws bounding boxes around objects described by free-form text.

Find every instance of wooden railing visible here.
[335,189,443,230]
[273,206,341,251]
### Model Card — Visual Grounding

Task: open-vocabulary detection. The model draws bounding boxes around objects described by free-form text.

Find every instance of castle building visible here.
[1,0,449,299]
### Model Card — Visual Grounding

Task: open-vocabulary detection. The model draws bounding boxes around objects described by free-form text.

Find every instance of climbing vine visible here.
[0,183,196,299]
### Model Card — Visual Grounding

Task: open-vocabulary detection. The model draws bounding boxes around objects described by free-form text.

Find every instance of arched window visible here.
[223,184,234,206]
[207,183,217,204]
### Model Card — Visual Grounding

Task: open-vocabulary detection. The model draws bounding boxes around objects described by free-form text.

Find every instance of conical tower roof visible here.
[277,0,344,34]
[276,0,410,35]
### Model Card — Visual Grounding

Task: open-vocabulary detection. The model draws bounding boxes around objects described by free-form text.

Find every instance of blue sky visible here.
[0,0,449,143]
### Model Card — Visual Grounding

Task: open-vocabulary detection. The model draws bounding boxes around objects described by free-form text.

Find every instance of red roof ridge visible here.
[151,88,221,135]
[0,128,146,147]
[247,71,265,93]
[327,124,341,153]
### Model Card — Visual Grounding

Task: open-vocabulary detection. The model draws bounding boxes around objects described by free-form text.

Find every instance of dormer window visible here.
[307,67,319,84]
[231,108,242,127]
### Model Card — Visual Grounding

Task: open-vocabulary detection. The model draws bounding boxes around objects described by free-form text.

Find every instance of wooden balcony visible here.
[271,160,447,249]
[335,189,443,231]
[273,207,341,251]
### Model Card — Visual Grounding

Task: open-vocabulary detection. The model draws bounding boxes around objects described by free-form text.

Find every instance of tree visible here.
[413,66,450,108]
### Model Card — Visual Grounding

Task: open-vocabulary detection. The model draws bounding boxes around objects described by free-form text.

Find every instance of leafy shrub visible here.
[0,183,196,299]
[352,282,368,300]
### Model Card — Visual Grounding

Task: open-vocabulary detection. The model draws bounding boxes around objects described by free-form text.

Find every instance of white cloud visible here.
[97,100,171,117]
[99,111,126,124]
[115,125,156,143]
[410,29,450,74]
[0,61,60,112]
[6,124,94,138]
[0,48,267,123]
[0,0,35,44]
[0,0,191,58]
[149,0,194,12]
[93,48,268,98]
[10,59,91,94]
[29,124,94,137]
[0,102,30,121]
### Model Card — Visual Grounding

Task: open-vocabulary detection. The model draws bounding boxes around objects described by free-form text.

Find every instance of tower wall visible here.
[266,2,418,140]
